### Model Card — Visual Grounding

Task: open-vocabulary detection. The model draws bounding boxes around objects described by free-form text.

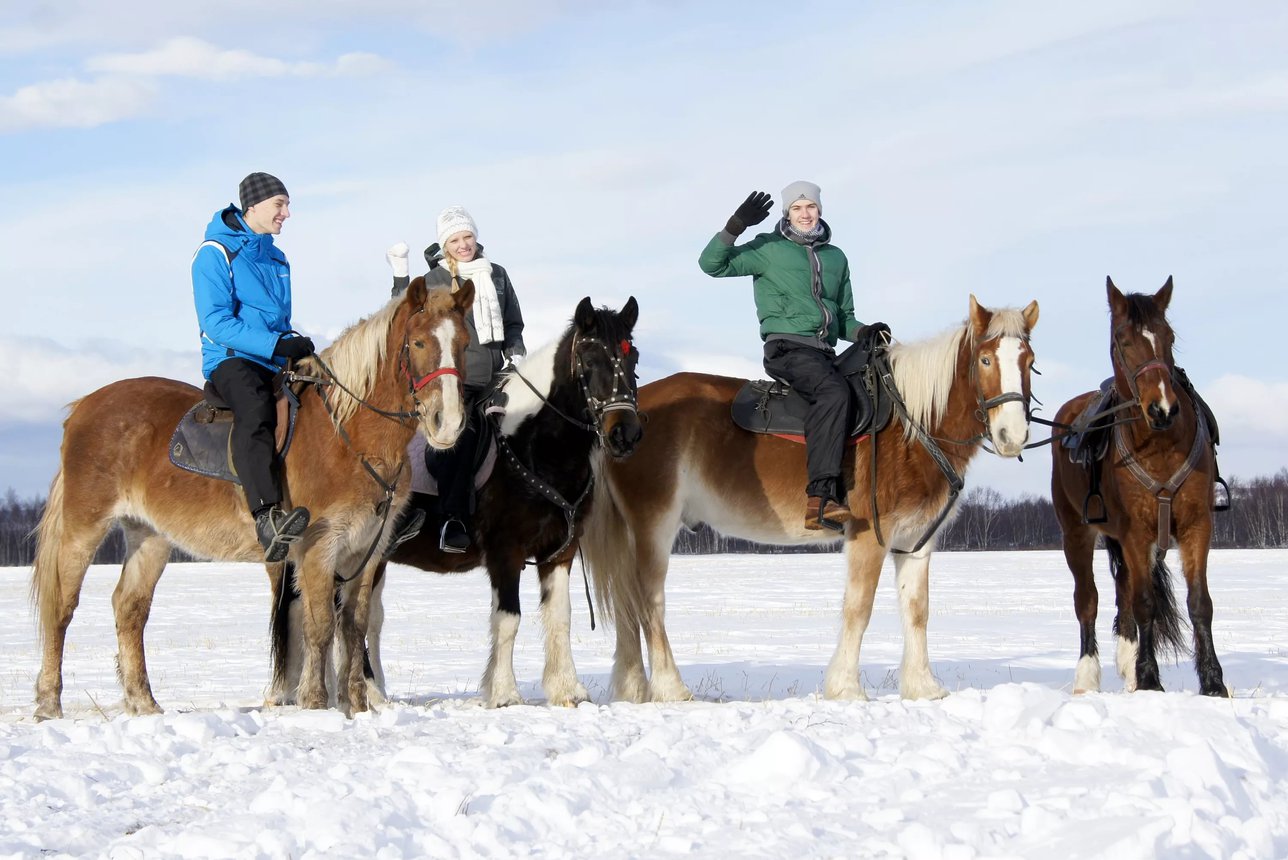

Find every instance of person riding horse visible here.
[191,172,313,562]
[699,181,864,531]
[387,205,527,553]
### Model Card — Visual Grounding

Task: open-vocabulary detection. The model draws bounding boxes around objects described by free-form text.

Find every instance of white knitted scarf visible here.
[452,256,506,345]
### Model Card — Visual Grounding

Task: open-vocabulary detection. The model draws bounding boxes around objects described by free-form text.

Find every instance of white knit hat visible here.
[436,205,478,248]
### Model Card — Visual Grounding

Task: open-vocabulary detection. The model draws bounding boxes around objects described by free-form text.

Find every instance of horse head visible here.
[398,276,475,449]
[1107,276,1178,431]
[572,295,643,459]
[968,294,1040,458]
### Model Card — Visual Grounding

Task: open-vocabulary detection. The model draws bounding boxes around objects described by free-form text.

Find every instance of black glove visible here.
[273,335,315,360]
[724,191,773,237]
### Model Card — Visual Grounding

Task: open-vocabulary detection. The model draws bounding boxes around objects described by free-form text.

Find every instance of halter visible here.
[1111,320,1171,406]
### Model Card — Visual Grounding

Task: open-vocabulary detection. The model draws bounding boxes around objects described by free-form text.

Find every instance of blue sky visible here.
[2,1,1286,500]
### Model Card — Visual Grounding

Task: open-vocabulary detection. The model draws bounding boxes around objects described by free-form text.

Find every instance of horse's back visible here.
[638,371,744,410]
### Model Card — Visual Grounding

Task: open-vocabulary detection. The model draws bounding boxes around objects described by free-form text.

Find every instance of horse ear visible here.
[454,278,476,314]
[406,276,428,307]
[968,293,991,338]
[620,296,639,331]
[1106,276,1126,314]
[1156,276,1174,311]
[1021,299,1039,331]
[575,296,596,331]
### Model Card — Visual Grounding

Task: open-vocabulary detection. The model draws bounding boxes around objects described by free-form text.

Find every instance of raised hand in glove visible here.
[274,335,315,360]
[724,191,773,237]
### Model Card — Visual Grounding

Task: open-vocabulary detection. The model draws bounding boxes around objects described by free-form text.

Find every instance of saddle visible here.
[168,378,300,484]
[731,323,894,441]
[409,401,498,496]
[1062,368,1225,524]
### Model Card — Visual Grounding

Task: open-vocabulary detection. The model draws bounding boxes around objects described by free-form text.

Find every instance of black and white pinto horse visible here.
[271,296,642,708]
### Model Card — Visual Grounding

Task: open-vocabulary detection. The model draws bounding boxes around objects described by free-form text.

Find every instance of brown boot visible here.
[805,496,851,532]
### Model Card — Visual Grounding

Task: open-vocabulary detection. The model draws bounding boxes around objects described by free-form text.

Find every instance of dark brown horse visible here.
[271,296,642,709]
[1051,277,1228,697]
[583,296,1039,703]
[31,279,474,718]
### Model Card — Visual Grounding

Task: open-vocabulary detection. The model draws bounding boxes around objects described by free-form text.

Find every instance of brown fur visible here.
[1051,277,1227,696]
[30,280,474,719]
[584,296,1039,702]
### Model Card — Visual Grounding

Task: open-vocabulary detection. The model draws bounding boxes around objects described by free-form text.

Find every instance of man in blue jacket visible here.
[192,172,313,562]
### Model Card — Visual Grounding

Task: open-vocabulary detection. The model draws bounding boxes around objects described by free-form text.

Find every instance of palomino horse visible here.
[1051,277,1227,697]
[31,279,474,718]
[271,296,642,709]
[584,296,1039,702]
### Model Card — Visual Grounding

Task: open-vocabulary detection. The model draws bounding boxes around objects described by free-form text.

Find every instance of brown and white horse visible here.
[583,296,1039,702]
[30,279,473,718]
[1051,277,1228,697]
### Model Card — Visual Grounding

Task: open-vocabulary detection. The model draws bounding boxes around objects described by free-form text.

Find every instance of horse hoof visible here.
[125,700,163,717]
[485,692,524,709]
[825,687,870,702]
[33,703,62,722]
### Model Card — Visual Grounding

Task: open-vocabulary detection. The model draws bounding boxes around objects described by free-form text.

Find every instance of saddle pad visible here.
[731,364,893,440]
[168,389,299,483]
[408,431,497,496]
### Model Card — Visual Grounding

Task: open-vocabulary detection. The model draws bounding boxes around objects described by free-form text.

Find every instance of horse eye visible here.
[980,356,991,367]
[413,340,425,349]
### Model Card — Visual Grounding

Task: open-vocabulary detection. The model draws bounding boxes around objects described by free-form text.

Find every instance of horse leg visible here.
[1177,522,1228,697]
[111,521,172,716]
[892,545,948,700]
[364,564,388,706]
[537,557,589,706]
[335,570,375,715]
[1062,525,1101,694]
[481,560,524,708]
[823,530,884,700]
[293,549,337,710]
[637,538,691,702]
[611,613,648,704]
[1104,537,1140,691]
[1121,537,1164,692]
[32,479,112,721]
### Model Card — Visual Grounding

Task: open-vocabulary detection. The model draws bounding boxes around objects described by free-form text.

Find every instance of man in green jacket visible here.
[699,181,861,531]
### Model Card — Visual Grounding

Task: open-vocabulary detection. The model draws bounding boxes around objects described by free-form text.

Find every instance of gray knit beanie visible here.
[239,172,289,211]
[781,180,822,215]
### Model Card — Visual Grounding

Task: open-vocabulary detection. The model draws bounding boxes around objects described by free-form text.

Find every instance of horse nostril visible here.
[998,427,1010,446]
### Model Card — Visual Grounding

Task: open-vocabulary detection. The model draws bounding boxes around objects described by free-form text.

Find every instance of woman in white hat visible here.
[387,205,527,552]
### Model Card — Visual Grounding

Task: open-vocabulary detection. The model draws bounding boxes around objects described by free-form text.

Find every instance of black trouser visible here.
[210,358,280,515]
[425,398,481,520]
[763,339,852,501]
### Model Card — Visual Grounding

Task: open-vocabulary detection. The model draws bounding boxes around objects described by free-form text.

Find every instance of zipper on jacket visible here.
[807,244,830,340]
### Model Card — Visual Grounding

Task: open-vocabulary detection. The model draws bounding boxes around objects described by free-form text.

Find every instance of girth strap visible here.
[494,433,594,564]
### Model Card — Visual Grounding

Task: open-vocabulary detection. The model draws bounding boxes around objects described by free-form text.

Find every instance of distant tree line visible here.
[2,469,1286,566]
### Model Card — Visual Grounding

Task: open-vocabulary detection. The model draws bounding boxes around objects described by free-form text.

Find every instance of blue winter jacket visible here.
[192,206,293,378]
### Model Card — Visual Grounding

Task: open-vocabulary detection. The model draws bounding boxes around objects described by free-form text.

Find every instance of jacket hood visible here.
[204,205,275,257]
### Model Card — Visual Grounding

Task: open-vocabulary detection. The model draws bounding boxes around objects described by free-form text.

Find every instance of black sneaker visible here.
[389,506,427,552]
[255,505,311,562]
[439,518,470,554]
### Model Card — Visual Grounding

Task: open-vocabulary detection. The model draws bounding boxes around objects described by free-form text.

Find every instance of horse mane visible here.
[1119,292,1169,329]
[889,307,1030,437]
[312,295,401,426]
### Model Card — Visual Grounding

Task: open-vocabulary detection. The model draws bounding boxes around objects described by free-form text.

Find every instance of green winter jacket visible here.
[698,221,861,346]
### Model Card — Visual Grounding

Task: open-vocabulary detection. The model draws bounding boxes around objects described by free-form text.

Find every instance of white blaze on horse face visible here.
[990,336,1028,457]
[424,318,465,448]
[500,338,560,437]
[1140,326,1173,415]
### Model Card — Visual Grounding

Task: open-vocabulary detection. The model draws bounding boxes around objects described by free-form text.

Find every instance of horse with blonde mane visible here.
[31,279,473,718]
[583,296,1039,702]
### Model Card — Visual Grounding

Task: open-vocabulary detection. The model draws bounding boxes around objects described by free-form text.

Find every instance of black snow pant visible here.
[425,397,481,521]
[210,358,281,516]
[762,339,852,502]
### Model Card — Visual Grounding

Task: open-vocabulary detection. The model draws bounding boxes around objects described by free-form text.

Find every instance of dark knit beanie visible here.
[239,172,289,211]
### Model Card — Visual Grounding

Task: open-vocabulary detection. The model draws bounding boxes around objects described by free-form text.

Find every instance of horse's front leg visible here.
[481,555,525,708]
[892,543,948,700]
[538,552,589,706]
[364,563,389,706]
[1121,536,1164,692]
[1177,517,1228,697]
[824,529,885,700]
[112,525,172,716]
[294,544,338,710]
[335,563,378,715]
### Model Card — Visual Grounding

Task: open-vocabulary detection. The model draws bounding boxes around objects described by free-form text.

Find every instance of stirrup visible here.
[439,519,469,554]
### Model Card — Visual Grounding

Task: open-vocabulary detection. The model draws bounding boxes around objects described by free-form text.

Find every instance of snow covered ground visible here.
[2,549,1287,859]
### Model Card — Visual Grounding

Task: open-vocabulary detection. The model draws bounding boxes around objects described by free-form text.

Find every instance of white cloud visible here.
[86,37,388,80]
[0,76,155,132]
[0,336,198,423]
[1204,375,1288,441]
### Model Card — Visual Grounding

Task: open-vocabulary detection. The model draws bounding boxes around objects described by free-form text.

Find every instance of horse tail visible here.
[269,561,297,695]
[1103,536,1189,658]
[30,467,68,645]
[582,458,642,632]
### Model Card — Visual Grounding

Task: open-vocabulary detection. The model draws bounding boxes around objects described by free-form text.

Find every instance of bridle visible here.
[571,332,640,444]
[1111,320,1171,408]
